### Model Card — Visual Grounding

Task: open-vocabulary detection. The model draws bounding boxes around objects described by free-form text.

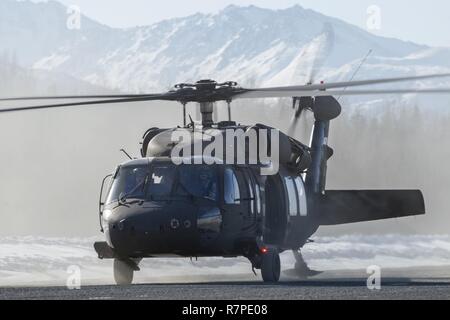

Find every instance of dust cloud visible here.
[0,69,450,237]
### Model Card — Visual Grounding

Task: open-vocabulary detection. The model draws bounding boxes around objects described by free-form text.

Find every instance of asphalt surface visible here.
[1,267,450,300]
[1,279,450,300]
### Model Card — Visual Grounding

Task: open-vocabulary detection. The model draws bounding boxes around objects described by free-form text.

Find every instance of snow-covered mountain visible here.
[0,55,114,97]
[1,0,450,93]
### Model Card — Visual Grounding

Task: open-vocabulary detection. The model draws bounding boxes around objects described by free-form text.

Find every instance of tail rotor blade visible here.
[288,115,301,137]
[307,23,335,84]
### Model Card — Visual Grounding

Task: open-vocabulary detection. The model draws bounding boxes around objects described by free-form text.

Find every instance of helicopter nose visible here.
[106,211,155,254]
[105,206,197,256]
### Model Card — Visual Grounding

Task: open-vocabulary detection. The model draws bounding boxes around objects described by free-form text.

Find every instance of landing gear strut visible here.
[292,250,322,279]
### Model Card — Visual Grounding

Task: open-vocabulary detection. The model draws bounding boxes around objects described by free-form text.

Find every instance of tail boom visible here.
[314,190,425,226]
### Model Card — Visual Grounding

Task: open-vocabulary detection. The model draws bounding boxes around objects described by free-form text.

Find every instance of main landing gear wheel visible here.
[261,249,281,283]
[113,258,134,285]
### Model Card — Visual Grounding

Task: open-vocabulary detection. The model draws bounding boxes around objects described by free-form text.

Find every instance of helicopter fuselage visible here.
[99,157,315,260]
[94,119,425,284]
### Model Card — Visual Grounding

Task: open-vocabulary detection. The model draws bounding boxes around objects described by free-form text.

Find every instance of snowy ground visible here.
[1,235,450,287]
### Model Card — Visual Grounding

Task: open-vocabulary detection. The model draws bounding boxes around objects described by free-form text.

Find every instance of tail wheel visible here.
[113,259,134,285]
[261,249,281,283]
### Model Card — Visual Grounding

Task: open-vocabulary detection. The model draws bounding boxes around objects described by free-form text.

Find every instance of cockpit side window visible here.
[224,168,241,204]
[238,169,255,214]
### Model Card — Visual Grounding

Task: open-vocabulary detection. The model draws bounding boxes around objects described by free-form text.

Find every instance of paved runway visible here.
[1,279,450,300]
[1,267,450,300]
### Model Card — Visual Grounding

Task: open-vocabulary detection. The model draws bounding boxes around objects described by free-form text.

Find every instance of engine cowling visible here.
[140,125,311,173]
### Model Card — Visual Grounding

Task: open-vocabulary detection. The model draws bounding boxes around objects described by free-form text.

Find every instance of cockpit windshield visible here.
[106,165,150,204]
[176,165,218,201]
[147,166,177,198]
[106,164,218,204]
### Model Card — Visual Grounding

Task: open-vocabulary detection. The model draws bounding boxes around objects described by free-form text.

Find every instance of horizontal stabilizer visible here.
[316,190,425,226]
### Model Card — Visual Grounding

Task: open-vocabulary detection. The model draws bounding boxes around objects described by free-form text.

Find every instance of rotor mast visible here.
[200,101,214,127]
[180,101,216,127]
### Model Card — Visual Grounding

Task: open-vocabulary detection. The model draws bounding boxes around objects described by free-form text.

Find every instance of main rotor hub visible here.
[172,79,242,104]
[173,80,241,127]
[195,79,218,91]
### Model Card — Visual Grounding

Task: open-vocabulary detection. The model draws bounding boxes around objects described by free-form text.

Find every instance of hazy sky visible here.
[29,0,450,47]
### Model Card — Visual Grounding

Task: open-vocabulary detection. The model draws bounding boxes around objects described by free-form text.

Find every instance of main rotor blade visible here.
[235,88,450,99]
[0,94,153,102]
[0,94,174,113]
[326,89,450,96]
[240,73,450,95]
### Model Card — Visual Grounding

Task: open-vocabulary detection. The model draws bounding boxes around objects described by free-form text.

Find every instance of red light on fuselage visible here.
[260,247,269,254]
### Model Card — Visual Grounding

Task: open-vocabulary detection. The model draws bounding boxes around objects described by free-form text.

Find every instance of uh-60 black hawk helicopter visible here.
[1,74,450,285]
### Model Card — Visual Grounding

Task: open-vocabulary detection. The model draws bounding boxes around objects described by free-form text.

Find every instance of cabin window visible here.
[224,168,241,204]
[255,184,261,214]
[247,177,255,214]
[284,176,298,216]
[294,177,308,217]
